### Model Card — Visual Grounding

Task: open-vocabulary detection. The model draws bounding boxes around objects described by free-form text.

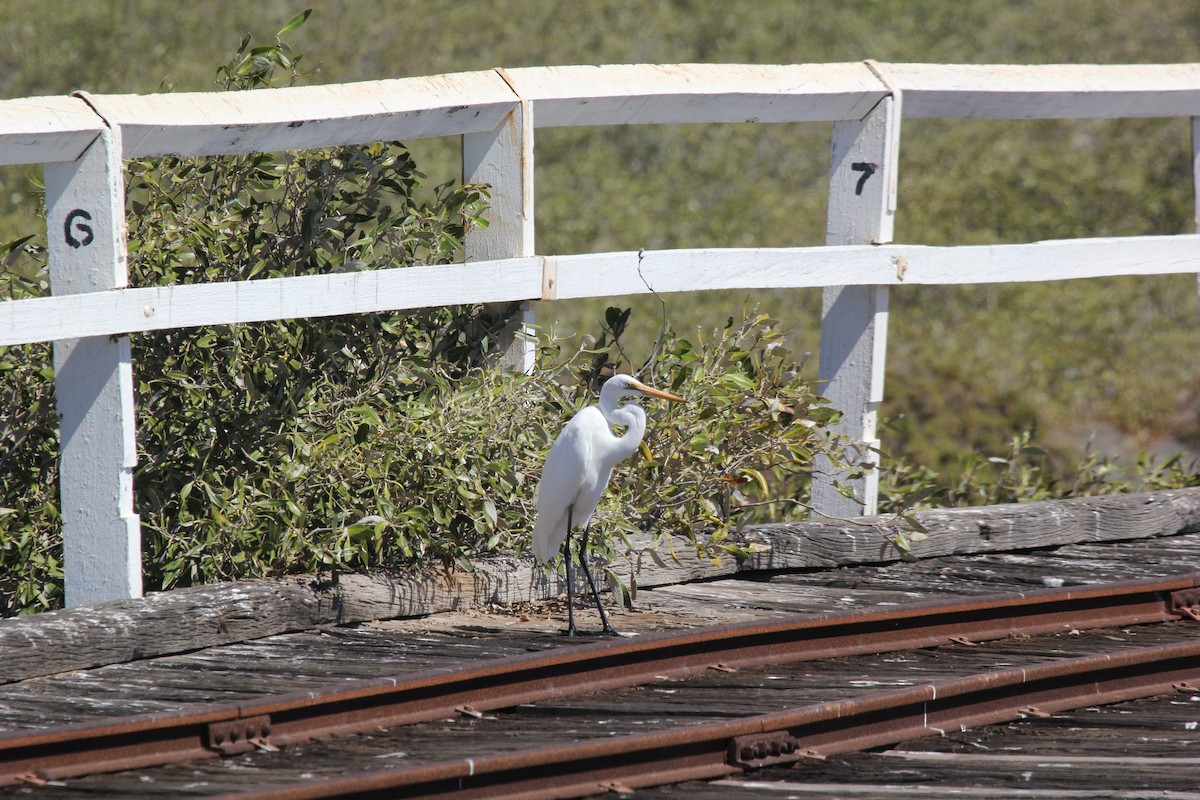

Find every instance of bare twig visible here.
[635,248,671,378]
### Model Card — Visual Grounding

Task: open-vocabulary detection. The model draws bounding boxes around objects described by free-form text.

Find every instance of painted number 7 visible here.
[850,162,876,196]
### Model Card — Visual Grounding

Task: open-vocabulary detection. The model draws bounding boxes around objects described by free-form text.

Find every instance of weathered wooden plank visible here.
[0,95,102,166]
[886,62,1200,119]
[503,63,885,127]
[232,494,1200,605]
[0,578,335,684]
[880,751,1200,767]
[710,779,1200,798]
[335,561,554,621]
[2,489,1198,684]
[744,488,1200,572]
[88,71,518,157]
[0,258,543,346]
[643,581,924,615]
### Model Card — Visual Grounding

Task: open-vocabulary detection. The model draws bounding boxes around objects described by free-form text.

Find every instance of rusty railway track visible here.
[2,573,1198,795]
[212,638,1200,800]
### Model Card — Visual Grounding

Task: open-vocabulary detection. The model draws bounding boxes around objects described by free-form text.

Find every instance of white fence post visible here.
[813,93,900,518]
[44,123,142,605]
[1193,117,1200,307]
[462,84,535,372]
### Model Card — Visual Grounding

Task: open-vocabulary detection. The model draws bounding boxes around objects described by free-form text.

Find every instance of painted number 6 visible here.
[64,208,94,249]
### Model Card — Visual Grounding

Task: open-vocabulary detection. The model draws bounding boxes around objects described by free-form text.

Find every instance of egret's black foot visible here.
[560,624,615,637]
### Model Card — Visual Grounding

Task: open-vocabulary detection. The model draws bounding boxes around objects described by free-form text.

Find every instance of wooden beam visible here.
[503,63,885,126]
[710,779,1174,798]
[0,258,543,346]
[3,235,1198,347]
[1,488,1196,684]
[88,71,518,157]
[879,750,1200,767]
[744,488,1200,572]
[0,95,102,166]
[0,578,343,685]
[546,235,1200,300]
[886,62,1200,119]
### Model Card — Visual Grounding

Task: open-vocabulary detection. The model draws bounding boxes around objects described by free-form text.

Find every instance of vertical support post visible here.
[1192,117,1200,309]
[813,94,900,518]
[463,86,535,373]
[45,125,142,605]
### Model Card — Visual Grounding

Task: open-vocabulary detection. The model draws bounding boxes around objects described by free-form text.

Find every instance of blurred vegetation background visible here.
[3,0,1197,474]
[0,1,1198,610]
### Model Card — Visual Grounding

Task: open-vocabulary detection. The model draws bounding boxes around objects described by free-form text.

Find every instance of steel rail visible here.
[215,637,1200,800]
[1,573,1197,786]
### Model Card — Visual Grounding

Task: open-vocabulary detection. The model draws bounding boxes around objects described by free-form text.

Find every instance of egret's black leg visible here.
[578,523,617,636]
[563,506,578,637]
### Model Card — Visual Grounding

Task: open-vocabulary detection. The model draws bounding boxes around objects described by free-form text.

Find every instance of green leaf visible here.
[278,10,311,36]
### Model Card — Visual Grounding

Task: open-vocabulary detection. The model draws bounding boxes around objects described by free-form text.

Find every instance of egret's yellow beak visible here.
[631,380,685,403]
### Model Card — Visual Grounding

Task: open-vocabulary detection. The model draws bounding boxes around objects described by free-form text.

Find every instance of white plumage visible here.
[532,374,683,635]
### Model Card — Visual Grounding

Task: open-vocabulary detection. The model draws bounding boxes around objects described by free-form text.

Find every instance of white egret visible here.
[532,374,684,636]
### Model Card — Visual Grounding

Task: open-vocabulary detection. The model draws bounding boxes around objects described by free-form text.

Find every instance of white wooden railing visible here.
[2,63,1199,607]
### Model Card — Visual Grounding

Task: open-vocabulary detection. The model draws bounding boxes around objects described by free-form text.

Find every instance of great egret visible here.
[532,374,684,636]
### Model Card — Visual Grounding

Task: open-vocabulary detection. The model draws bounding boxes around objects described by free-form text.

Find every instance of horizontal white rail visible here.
[88,71,519,158]
[3,236,1197,346]
[886,63,1200,119]
[4,62,1200,165]
[498,63,885,126]
[0,60,1195,608]
[0,259,542,346]
[548,235,1200,299]
[0,96,103,165]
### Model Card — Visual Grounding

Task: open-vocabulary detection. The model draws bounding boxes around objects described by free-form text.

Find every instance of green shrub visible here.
[879,430,1200,513]
[286,305,843,586]
[0,15,509,611]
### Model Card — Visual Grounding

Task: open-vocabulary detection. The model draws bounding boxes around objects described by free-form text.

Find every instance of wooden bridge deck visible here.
[0,531,1196,732]
[0,526,1196,797]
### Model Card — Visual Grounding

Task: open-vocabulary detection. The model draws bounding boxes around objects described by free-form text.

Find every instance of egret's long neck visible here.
[601,397,647,462]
